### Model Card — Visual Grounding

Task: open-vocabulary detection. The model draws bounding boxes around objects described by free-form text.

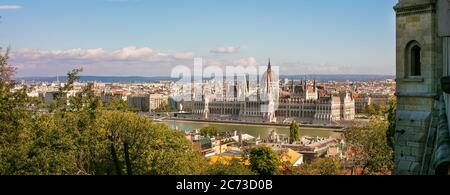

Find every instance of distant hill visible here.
[280,74,395,82]
[15,74,395,83]
[15,76,178,83]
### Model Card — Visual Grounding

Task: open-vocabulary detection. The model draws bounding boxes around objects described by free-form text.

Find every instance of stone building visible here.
[100,92,127,106]
[149,94,169,112]
[127,94,169,112]
[183,60,355,123]
[354,93,372,114]
[188,60,279,123]
[128,94,150,112]
[286,80,319,100]
[370,94,391,105]
[394,0,450,175]
[340,92,356,121]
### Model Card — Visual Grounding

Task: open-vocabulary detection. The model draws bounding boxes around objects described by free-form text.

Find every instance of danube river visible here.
[161,120,342,138]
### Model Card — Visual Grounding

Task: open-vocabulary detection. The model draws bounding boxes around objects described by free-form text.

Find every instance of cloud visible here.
[11,46,194,62]
[233,57,258,66]
[210,46,239,54]
[9,46,196,76]
[0,5,22,10]
[8,46,391,77]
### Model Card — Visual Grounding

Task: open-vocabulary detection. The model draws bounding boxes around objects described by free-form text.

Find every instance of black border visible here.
[1,175,448,194]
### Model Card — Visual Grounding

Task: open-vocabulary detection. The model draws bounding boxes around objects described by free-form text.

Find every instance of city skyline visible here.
[4,0,429,178]
[1,0,397,77]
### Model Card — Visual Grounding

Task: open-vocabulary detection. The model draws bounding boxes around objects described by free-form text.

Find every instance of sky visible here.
[0,0,398,77]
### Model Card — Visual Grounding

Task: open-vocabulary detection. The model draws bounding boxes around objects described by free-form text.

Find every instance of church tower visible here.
[394,0,444,175]
[261,58,279,123]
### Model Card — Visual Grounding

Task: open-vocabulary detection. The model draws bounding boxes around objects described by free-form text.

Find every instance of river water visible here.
[161,120,342,138]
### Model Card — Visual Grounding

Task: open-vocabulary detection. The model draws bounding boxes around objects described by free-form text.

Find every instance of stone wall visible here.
[394,0,442,175]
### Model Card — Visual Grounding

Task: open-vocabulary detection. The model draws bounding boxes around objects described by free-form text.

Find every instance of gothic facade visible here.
[394,0,450,175]
[182,61,355,123]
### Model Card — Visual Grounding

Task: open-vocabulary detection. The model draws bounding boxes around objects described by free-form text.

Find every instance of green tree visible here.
[344,117,393,175]
[0,63,210,175]
[106,97,131,112]
[386,97,397,151]
[207,159,256,175]
[95,110,208,175]
[72,82,103,112]
[1,48,80,175]
[49,69,106,174]
[295,158,343,175]
[51,68,83,112]
[54,69,207,175]
[0,47,15,82]
[0,48,34,174]
[20,114,79,175]
[249,146,279,175]
[368,103,388,117]
[200,126,220,137]
[289,121,300,144]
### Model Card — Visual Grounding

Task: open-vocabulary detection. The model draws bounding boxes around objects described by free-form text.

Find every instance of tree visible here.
[106,97,131,112]
[0,47,15,82]
[1,49,81,175]
[386,97,397,151]
[94,111,209,175]
[295,158,343,175]
[289,121,300,144]
[249,146,279,175]
[1,65,209,175]
[51,68,83,112]
[200,126,220,137]
[208,159,256,175]
[19,114,79,175]
[368,103,388,117]
[344,117,393,175]
[0,49,33,174]
[65,71,207,175]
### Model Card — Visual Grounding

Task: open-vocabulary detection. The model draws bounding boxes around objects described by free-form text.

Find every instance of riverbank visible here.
[161,118,345,132]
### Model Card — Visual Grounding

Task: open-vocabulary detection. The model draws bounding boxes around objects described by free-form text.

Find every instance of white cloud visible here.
[233,57,258,66]
[210,46,239,54]
[0,5,22,10]
[9,47,196,76]
[8,46,391,76]
[11,46,194,62]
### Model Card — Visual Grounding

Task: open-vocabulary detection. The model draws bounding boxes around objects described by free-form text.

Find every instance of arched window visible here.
[411,45,421,76]
[405,41,422,77]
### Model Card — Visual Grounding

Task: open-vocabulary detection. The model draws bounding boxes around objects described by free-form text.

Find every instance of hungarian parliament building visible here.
[173,60,355,124]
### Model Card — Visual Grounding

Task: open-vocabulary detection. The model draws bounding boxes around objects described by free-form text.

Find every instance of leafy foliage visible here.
[368,103,388,117]
[249,146,279,175]
[0,49,33,174]
[386,97,397,151]
[295,158,343,175]
[0,58,208,175]
[106,97,132,112]
[95,111,208,175]
[289,121,300,144]
[207,159,256,175]
[344,117,394,175]
[200,126,220,137]
[0,47,15,82]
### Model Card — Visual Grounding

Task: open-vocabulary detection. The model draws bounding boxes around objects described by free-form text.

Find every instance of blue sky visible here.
[0,0,398,77]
